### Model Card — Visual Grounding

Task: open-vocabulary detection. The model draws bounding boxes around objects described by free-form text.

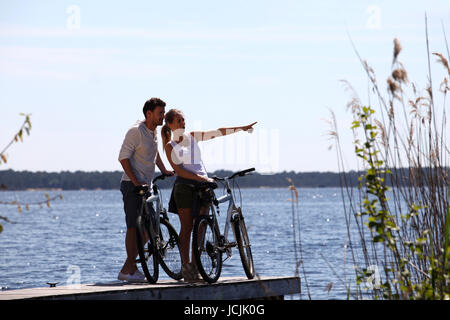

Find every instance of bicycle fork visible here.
[144,197,161,253]
[220,208,243,260]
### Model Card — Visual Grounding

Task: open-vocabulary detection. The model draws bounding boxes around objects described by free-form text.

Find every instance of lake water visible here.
[0,187,360,299]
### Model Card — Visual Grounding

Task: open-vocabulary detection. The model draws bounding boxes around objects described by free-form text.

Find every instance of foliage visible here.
[0,114,62,233]
[0,113,32,165]
[351,105,449,299]
[330,20,450,299]
[0,113,32,232]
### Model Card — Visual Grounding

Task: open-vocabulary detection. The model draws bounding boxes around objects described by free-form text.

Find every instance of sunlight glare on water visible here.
[0,187,355,299]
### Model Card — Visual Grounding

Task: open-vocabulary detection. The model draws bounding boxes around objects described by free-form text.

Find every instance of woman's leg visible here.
[177,208,193,266]
[198,206,209,216]
[192,206,209,268]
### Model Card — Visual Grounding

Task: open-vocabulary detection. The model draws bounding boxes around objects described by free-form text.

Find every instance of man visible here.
[118,97,173,282]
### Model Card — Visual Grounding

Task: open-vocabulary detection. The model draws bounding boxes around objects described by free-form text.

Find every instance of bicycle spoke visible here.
[136,215,159,283]
[233,214,255,279]
[158,219,182,280]
[193,216,222,283]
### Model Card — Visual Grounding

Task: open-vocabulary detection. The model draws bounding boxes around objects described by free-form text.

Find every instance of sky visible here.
[0,0,449,174]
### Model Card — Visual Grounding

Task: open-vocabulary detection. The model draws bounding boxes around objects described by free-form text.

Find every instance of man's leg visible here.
[121,227,138,274]
[120,181,140,276]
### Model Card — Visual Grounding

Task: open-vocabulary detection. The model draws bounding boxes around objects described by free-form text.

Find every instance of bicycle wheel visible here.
[192,215,222,283]
[136,215,159,283]
[233,212,255,279]
[158,218,182,280]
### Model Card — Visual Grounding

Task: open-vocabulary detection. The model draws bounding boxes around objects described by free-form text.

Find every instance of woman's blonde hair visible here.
[161,108,183,151]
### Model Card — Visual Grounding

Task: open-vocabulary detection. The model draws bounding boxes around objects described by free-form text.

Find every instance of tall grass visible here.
[287,178,311,299]
[329,18,450,299]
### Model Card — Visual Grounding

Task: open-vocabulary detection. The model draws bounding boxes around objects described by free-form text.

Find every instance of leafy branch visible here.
[0,114,63,234]
[0,113,32,164]
[0,193,64,213]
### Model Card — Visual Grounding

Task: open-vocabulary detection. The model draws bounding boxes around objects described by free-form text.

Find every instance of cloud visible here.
[0,23,435,43]
[0,45,173,80]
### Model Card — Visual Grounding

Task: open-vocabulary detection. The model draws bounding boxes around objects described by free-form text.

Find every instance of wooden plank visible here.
[0,276,301,300]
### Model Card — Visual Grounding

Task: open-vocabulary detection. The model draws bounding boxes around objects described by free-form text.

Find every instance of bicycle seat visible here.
[197,181,218,191]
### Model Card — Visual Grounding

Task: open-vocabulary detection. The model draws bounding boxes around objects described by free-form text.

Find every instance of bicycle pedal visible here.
[217,246,229,253]
[221,243,235,250]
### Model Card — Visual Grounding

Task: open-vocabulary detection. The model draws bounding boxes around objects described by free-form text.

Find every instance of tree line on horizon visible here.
[0,168,441,190]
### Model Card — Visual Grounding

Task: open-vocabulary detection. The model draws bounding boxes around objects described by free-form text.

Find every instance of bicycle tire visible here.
[136,215,159,283]
[158,218,182,280]
[233,212,255,279]
[192,215,222,283]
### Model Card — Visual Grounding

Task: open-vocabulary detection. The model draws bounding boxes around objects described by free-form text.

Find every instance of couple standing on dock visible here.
[117,97,257,282]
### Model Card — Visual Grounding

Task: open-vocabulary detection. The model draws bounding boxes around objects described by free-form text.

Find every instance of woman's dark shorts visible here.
[173,183,211,210]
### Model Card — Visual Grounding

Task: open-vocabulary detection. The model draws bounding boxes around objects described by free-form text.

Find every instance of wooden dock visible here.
[0,276,300,300]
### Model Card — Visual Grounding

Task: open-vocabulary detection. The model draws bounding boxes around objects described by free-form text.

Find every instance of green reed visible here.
[329,18,450,299]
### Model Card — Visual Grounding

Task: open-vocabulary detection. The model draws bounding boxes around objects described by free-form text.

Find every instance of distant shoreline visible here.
[0,168,439,191]
[1,186,342,192]
[0,169,346,190]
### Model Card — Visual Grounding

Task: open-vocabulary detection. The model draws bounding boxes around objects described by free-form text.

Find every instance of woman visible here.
[161,108,256,281]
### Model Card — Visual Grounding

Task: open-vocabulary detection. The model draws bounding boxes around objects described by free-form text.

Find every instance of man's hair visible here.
[143,97,166,118]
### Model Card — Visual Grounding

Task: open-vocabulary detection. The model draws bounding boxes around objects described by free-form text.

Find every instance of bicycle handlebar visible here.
[134,184,150,196]
[132,172,175,197]
[230,167,255,179]
[152,171,175,184]
[196,181,218,192]
[212,167,255,181]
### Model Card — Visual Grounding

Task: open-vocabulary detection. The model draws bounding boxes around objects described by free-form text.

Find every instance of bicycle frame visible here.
[209,177,241,259]
[136,173,183,283]
[193,167,255,283]
[140,185,163,245]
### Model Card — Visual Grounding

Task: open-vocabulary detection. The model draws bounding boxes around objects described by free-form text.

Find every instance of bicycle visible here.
[192,167,256,283]
[135,173,182,283]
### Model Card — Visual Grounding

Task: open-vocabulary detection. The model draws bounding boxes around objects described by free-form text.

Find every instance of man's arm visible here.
[156,152,174,176]
[118,127,144,186]
[119,158,142,186]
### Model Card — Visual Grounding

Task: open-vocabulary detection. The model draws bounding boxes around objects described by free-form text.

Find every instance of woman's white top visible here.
[169,133,208,177]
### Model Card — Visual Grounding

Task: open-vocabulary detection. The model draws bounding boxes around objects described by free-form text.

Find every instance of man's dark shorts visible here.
[120,180,156,228]
[120,180,141,229]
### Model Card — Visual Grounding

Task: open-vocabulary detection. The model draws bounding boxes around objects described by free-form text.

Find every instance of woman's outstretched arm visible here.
[191,121,257,142]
